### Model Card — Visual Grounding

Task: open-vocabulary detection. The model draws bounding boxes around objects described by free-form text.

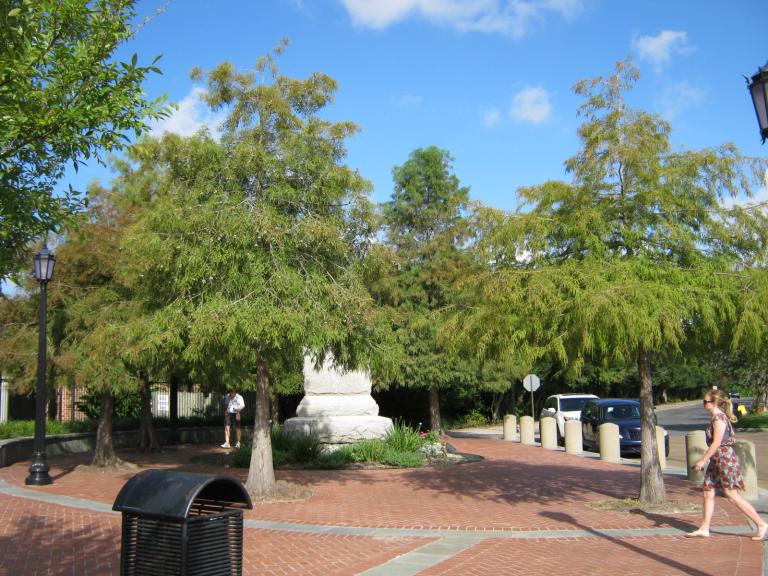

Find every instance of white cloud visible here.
[655,81,707,119]
[338,0,584,39]
[483,107,501,127]
[395,93,424,107]
[150,86,225,139]
[510,86,552,124]
[632,30,694,72]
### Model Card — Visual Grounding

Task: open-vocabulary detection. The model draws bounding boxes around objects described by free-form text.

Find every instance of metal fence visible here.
[0,380,255,424]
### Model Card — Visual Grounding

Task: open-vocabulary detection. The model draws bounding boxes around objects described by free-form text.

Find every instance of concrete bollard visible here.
[599,422,620,463]
[734,440,758,500]
[540,417,557,450]
[564,420,582,455]
[520,415,535,445]
[686,430,707,483]
[503,414,518,441]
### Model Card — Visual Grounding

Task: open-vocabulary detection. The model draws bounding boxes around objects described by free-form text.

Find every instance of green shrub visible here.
[229,442,252,467]
[76,390,142,420]
[270,423,292,452]
[286,430,323,462]
[228,422,441,470]
[0,419,93,439]
[458,409,488,428]
[309,448,353,469]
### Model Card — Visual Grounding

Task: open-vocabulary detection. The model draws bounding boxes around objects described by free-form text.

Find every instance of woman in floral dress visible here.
[686,389,767,539]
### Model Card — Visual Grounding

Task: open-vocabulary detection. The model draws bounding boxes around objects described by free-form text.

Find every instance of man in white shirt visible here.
[221,388,245,449]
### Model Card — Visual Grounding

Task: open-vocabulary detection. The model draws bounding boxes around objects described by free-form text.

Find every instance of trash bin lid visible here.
[113,469,253,521]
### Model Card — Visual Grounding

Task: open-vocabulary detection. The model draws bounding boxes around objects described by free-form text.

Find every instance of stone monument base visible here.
[282,415,393,446]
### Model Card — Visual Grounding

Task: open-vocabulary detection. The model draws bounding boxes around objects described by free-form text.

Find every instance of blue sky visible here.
[71,0,767,211]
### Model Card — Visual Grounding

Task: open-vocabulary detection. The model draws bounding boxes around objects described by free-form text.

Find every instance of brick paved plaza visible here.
[0,436,763,575]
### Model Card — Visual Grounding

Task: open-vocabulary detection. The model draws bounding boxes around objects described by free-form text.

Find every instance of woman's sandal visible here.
[685,529,710,538]
[751,524,768,541]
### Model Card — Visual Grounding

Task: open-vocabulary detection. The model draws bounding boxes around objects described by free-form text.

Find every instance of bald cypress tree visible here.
[448,60,768,503]
[123,43,388,497]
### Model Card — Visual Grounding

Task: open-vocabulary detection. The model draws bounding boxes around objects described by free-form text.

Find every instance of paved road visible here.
[657,400,768,491]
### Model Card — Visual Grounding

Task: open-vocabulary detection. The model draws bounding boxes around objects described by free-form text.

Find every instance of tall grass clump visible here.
[349,439,387,463]
[385,420,424,452]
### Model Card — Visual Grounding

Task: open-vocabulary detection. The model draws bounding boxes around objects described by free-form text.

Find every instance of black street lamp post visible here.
[747,62,768,143]
[25,246,56,486]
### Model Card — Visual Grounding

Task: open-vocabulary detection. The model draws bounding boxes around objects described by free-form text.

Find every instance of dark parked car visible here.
[729,390,741,400]
[580,399,669,457]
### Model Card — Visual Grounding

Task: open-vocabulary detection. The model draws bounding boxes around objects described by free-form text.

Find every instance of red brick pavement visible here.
[418,536,761,576]
[0,493,428,576]
[0,437,763,575]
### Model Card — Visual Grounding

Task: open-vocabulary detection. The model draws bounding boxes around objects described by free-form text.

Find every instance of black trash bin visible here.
[113,469,253,576]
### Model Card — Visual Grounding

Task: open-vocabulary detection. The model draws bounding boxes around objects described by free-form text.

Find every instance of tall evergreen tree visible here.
[379,146,475,432]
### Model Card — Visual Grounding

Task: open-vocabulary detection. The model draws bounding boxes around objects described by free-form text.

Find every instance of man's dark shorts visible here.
[225,412,240,431]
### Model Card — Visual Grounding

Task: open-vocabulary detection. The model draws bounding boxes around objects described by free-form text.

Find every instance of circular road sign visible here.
[523,374,540,392]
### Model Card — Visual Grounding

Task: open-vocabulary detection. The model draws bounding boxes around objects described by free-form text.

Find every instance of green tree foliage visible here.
[447,60,768,503]
[0,0,168,281]
[375,146,478,432]
[0,291,38,391]
[51,188,147,465]
[121,43,390,496]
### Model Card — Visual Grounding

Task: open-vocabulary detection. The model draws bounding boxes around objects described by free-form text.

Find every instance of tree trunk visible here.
[429,384,442,433]
[637,345,665,504]
[269,391,279,424]
[137,376,160,452]
[490,392,503,422]
[91,392,118,467]
[245,355,276,497]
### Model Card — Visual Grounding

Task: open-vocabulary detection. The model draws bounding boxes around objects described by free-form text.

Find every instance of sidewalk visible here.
[0,435,764,575]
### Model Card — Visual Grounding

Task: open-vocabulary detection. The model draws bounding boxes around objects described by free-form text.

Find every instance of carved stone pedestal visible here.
[283,357,393,447]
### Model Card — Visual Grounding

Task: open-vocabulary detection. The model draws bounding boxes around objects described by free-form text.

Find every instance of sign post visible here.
[522,374,540,419]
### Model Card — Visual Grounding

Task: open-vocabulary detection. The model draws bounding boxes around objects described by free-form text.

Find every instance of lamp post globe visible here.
[747,62,768,143]
[25,245,55,486]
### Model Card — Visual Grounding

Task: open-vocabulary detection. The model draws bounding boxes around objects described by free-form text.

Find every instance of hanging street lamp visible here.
[747,62,768,143]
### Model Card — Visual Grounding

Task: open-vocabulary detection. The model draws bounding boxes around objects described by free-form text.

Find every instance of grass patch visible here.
[587,498,701,514]
[0,414,230,441]
[735,412,768,429]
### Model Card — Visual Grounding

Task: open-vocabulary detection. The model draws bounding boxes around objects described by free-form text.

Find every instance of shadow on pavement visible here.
[0,508,120,575]
[540,510,710,576]
[396,457,699,506]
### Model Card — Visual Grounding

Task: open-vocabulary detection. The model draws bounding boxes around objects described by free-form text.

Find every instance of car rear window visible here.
[604,404,640,420]
[559,398,592,412]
